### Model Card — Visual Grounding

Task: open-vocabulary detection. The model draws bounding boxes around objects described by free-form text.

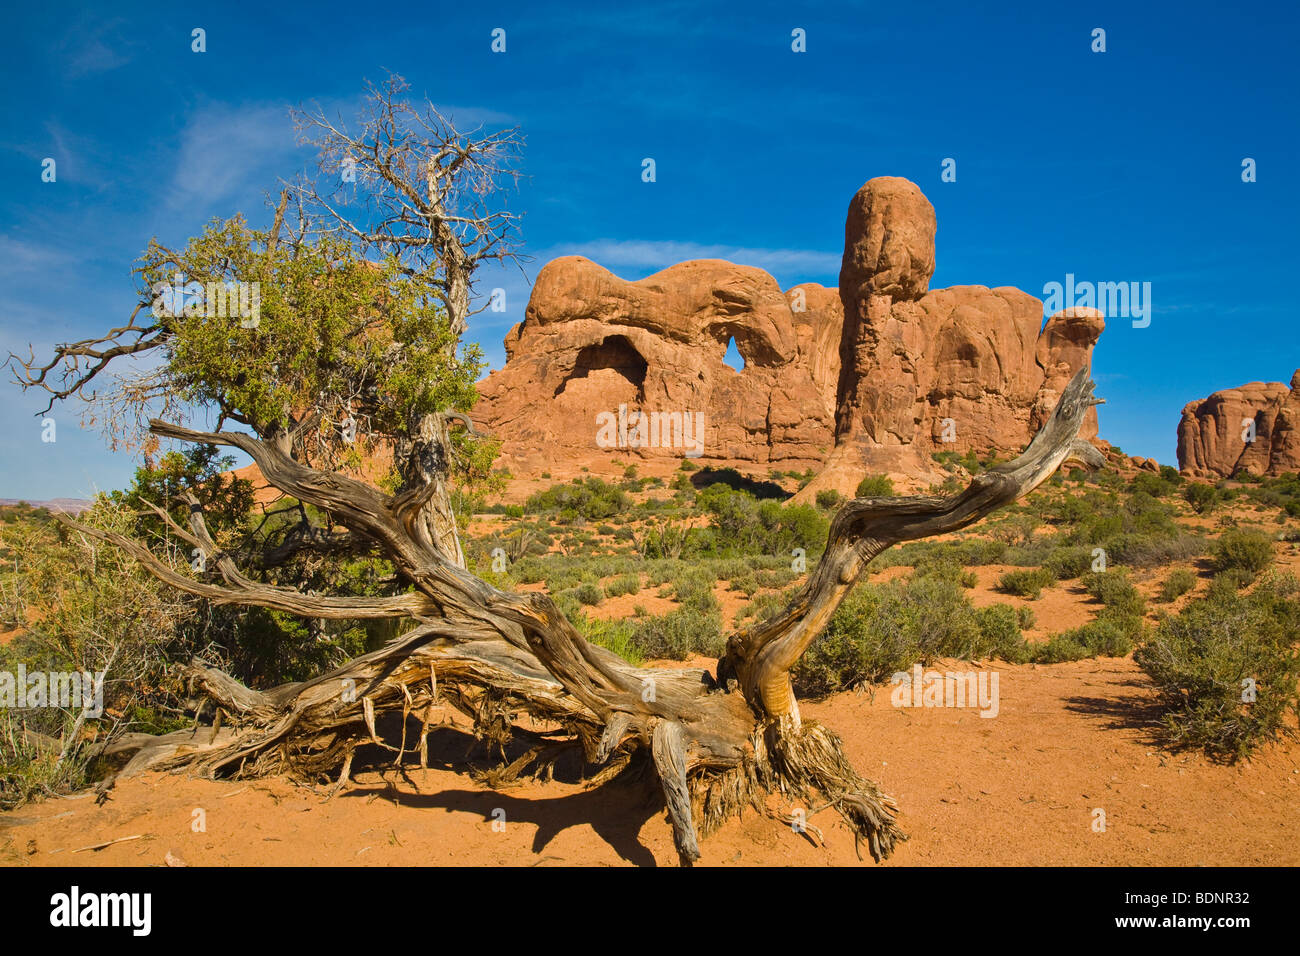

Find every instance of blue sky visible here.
[1,0,1297,499]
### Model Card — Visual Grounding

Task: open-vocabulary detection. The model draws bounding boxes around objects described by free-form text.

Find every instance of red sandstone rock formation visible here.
[1177,370,1300,478]
[474,177,1104,489]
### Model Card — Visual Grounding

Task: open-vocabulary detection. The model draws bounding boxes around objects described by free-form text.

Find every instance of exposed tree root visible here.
[760,719,905,862]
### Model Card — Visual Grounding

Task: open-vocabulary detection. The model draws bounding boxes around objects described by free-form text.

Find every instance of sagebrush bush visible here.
[667,575,719,614]
[572,614,644,666]
[793,573,1031,696]
[603,573,642,598]
[629,607,724,660]
[1032,618,1135,663]
[997,567,1056,599]
[1044,546,1095,580]
[1213,528,1274,579]
[1135,574,1300,760]
[1157,567,1197,603]
[1081,570,1146,617]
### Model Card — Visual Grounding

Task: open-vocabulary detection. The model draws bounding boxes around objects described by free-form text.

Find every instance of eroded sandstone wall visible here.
[1177,370,1300,478]
[474,176,1104,489]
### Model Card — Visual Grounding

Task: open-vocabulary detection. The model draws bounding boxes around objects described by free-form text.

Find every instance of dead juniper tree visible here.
[286,75,526,568]
[7,78,1105,866]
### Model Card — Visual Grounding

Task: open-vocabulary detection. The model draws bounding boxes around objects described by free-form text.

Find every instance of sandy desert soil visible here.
[3,653,1296,868]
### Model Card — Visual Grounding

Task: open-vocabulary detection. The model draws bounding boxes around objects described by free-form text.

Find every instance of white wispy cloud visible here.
[0,237,74,278]
[59,17,134,78]
[166,102,303,212]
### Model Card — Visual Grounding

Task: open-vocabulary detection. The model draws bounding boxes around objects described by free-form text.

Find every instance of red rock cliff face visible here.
[1177,370,1300,478]
[474,176,1103,487]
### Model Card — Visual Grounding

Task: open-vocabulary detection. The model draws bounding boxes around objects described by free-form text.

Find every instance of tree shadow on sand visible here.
[336,722,666,866]
[1062,677,1167,748]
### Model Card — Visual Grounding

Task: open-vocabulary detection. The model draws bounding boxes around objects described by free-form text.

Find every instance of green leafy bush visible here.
[794,574,1031,696]
[1183,482,1222,515]
[855,474,895,498]
[524,477,629,521]
[569,583,604,606]
[815,489,845,510]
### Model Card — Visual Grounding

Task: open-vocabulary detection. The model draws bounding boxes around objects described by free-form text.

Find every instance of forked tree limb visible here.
[720,365,1104,724]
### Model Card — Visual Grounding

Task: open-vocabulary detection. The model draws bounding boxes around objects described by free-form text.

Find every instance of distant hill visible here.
[0,498,94,515]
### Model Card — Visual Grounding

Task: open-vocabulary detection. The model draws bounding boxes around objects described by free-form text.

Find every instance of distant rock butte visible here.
[475,176,1104,492]
[1177,370,1300,478]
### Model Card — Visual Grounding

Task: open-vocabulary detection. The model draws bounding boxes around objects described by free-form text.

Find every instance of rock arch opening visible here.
[556,335,649,397]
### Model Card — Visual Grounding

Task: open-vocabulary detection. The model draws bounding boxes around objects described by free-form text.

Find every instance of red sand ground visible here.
[3,654,1296,867]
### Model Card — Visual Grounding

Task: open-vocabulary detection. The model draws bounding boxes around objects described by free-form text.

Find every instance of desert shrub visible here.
[1130,471,1179,499]
[1208,567,1256,597]
[729,573,759,596]
[1000,538,1058,567]
[1183,482,1221,515]
[855,474,895,498]
[1081,570,1146,617]
[572,614,643,667]
[794,575,1031,696]
[567,583,604,606]
[1017,605,1036,630]
[1135,574,1300,760]
[667,575,719,614]
[735,588,793,625]
[544,566,589,593]
[815,489,845,510]
[509,556,548,585]
[1032,618,1134,663]
[645,560,686,588]
[1104,532,1206,568]
[911,552,975,587]
[1213,528,1274,579]
[1044,546,1096,580]
[794,587,915,695]
[1244,473,1300,516]
[997,567,1055,599]
[989,514,1040,546]
[974,604,1032,664]
[709,557,751,581]
[604,573,642,598]
[629,607,724,660]
[952,538,1008,566]
[875,540,939,569]
[695,486,828,558]
[524,477,628,521]
[757,567,800,588]
[0,501,203,807]
[1157,568,1197,603]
